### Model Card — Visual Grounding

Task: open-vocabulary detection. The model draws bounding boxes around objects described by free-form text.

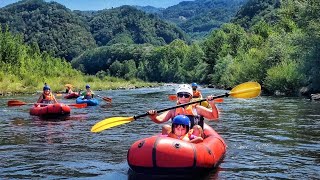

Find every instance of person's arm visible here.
[148,109,173,124]
[91,91,94,98]
[197,95,219,120]
[52,95,58,103]
[37,95,43,103]
[199,91,203,99]
[190,137,203,143]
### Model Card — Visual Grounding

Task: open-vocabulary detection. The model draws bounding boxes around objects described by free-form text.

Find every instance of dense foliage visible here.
[0,0,96,61]
[0,0,189,61]
[160,0,247,38]
[0,26,83,93]
[1,0,320,96]
[87,6,189,46]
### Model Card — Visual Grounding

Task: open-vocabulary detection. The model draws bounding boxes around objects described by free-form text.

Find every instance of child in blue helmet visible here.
[168,115,191,141]
[37,83,58,104]
[167,115,204,143]
[81,84,94,99]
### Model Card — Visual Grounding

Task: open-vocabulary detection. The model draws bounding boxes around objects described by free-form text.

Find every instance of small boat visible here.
[30,103,71,117]
[76,96,99,106]
[127,123,226,175]
[64,92,80,99]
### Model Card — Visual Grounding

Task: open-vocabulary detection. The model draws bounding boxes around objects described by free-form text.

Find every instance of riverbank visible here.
[0,76,162,96]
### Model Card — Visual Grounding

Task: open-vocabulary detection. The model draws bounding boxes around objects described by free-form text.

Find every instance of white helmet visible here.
[176,84,193,96]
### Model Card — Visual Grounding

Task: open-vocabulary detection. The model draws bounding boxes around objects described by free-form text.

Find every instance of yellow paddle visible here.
[91,81,261,133]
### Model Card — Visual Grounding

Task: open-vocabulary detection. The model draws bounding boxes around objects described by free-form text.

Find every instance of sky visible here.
[0,0,193,10]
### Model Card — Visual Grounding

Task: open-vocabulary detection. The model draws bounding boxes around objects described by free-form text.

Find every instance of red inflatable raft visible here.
[64,92,79,99]
[30,103,71,117]
[127,123,226,175]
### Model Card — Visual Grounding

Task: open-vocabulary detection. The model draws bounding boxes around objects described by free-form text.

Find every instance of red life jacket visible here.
[193,90,202,98]
[174,104,204,128]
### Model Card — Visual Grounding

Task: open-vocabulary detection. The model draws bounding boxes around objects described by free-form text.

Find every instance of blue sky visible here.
[0,0,193,10]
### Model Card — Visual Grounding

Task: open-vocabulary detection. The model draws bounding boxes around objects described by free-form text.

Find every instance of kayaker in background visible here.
[65,84,74,94]
[148,84,219,131]
[81,84,94,99]
[191,82,202,98]
[37,83,58,104]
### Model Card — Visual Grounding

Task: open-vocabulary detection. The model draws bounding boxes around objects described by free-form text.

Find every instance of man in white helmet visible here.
[148,84,219,130]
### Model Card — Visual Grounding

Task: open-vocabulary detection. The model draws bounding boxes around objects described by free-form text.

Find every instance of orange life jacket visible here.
[42,92,54,104]
[193,90,202,98]
[174,104,204,128]
[168,132,190,141]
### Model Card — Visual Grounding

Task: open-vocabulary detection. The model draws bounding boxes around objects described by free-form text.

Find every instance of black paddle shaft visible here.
[133,93,229,120]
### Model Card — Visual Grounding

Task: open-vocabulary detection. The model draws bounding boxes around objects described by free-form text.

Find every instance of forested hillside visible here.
[1,0,320,96]
[0,0,96,61]
[160,0,247,38]
[0,0,189,61]
[232,0,280,28]
[87,6,189,46]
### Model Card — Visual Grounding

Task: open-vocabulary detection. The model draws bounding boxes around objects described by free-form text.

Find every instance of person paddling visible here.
[148,84,219,130]
[37,83,58,104]
[81,84,94,100]
[65,84,74,94]
[192,82,203,98]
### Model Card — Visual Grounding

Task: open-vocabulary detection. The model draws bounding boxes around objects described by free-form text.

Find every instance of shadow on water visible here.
[127,168,220,180]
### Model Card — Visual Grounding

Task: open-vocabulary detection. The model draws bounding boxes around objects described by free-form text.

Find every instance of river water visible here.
[0,85,319,179]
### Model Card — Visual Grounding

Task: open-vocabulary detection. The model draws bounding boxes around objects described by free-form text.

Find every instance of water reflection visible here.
[1,87,320,179]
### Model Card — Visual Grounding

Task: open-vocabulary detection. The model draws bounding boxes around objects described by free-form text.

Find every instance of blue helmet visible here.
[191,82,198,87]
[172,115,190,133]
[43,85,50,91]
[85,84,90,89]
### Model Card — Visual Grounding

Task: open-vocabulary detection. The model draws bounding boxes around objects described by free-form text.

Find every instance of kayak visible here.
[127,123,226,175]
[29,103,71,117]
[76,96,99,106]
[64,92,79,99]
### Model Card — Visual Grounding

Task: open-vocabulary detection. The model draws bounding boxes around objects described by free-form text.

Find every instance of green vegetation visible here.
[0,0,96,61]
[0,26,157,95]
[161,0,247,39]
[1,0,320,96]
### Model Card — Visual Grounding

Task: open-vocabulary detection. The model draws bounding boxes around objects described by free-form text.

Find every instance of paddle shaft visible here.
[133,93,229,119]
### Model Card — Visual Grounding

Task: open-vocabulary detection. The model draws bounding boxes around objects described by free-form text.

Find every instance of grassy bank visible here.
[0,73,160,96]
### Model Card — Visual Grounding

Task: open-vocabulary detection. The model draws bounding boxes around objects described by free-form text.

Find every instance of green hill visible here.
[0,0,96,61]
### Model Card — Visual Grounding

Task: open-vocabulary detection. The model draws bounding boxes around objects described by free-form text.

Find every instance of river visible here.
[0,85,319,179]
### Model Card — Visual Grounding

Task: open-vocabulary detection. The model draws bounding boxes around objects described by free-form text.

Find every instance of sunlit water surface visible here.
[1,86,319,179]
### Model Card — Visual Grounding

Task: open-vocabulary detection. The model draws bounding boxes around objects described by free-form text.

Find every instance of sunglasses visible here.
[173,124,187,129]
[177,93,191,98]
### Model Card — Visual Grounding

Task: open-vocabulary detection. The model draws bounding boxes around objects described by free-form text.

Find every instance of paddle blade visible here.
[91,116,134,132]
[168,95,177,101]
[97,95,112,102]
[229,82,261,98]
[102,97,112,102]
[7,100,27,106]
[69,103,87,108]
[214,98,224,103]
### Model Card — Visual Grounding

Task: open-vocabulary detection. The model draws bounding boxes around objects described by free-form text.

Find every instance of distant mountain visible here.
[0,0,189,61]
[87,5,189,46]
[0,0,96,61]
[159,0,248,38]
[232,0,281,29]
[134,5,164,14]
